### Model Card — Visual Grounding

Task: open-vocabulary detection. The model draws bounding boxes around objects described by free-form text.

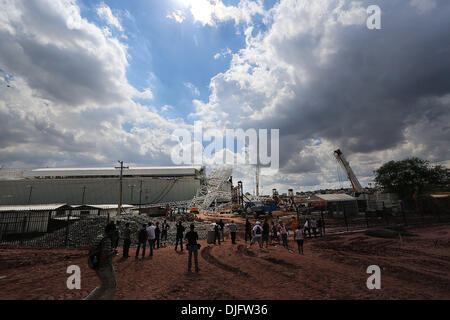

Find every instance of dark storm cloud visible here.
[233,0,450,175]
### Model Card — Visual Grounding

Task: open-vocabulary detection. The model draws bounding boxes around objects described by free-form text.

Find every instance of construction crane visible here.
[333,149,364,194]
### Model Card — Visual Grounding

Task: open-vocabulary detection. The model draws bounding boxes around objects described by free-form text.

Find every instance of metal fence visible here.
[301,197,450,236]
[0,210,110,248]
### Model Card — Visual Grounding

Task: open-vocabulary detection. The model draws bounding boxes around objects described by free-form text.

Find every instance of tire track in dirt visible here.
[236,244,257,257]
[201,246,251,278]
[261,257,303,270]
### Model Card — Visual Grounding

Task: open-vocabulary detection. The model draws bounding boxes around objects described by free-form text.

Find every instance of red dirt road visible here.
[0,225,449,300]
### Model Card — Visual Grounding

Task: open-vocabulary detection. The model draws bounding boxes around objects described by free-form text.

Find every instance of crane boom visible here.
[334,149,363,193]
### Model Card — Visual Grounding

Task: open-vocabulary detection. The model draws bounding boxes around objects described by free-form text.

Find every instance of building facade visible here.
[0,166,206,206]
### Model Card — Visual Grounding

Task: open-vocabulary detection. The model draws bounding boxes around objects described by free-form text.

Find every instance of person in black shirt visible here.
[135,224,148,259]
[155,222,161,249]
[262,218,270,248]
[245,218,252,242]
[317,218,323,237]
[218,219,225,241]
[213,222,221,245]
[185,223,199,272]
[161,219,170,247]
[175,221,185,252]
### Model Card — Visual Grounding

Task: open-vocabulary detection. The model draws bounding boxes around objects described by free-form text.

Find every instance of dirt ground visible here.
[0,224,449,300]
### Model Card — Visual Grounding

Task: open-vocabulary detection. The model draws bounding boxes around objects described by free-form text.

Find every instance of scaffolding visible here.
[189,167,232,211]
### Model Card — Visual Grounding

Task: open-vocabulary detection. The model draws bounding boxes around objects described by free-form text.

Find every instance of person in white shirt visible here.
[279,221,289,249]
[146,222,156,257]
[304,219,311,238]
[226,221,237,244]
[248,221,263,249]
[295,225,304,254]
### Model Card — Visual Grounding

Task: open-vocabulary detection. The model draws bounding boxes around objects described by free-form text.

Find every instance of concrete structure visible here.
[0,166,206,206]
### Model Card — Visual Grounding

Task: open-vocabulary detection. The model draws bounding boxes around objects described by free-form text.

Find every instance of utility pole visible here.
[115,161,129,216]
[81,186,86,205]
[255,134,260,197]
[139,180,143,215]
[26,185,33,205]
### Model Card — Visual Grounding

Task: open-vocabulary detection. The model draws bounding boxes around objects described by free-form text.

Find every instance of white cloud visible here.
[134,88,154,100]
[96,2,124,32]
[0,0,191,170]
[166,10,186,23]
[184,82,200,96]
[214,47,232,59]
[169,0,265,26]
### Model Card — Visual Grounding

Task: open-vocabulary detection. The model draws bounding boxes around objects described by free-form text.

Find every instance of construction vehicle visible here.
[232,180,278,217]
[244,199,278,218]
[189,206,199,215]
[334,149,364,195]
[333,148,399,213]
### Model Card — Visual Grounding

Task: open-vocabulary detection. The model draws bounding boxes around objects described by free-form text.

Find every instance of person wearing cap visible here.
[185,223,200,272]
[248,221,263,249]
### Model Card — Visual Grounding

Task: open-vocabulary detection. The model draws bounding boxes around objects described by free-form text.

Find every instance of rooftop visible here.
[23,166,205,178]
[314,194,356,202]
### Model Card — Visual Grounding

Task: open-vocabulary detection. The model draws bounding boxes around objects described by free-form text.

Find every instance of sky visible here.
[0,0,449,194]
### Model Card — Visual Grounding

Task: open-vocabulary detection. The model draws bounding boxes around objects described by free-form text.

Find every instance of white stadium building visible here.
[0,166,206,206]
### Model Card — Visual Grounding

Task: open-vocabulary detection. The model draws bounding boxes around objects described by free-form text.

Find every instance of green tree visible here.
[374,158,449,199]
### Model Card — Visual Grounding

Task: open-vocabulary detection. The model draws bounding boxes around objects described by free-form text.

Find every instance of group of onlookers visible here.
[303,217,323,238]
[85,215,323,299]
[134,219,172,258]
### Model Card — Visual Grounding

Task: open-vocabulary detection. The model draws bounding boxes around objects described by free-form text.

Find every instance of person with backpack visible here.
[122,223,131,258]
[213,222,221,245]
[248,221,263,249]
[161,219,170,247]
[245,218,252,242]
[135,224,148,259]
[262,218,270,248]
[155,221,161,249]
[175,221,185,252]
[84,223,117,300]
[218,219,225,242]
[185,223,200,273]
[295,224,304,254]
[146,222,156,257]
[226,220,237,244]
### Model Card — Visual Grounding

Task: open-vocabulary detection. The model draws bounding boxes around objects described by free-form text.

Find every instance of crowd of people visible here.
[85,215,324,300]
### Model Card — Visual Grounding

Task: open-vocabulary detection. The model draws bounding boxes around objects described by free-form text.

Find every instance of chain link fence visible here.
[299,197,450,236]
[0,210,110,248]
